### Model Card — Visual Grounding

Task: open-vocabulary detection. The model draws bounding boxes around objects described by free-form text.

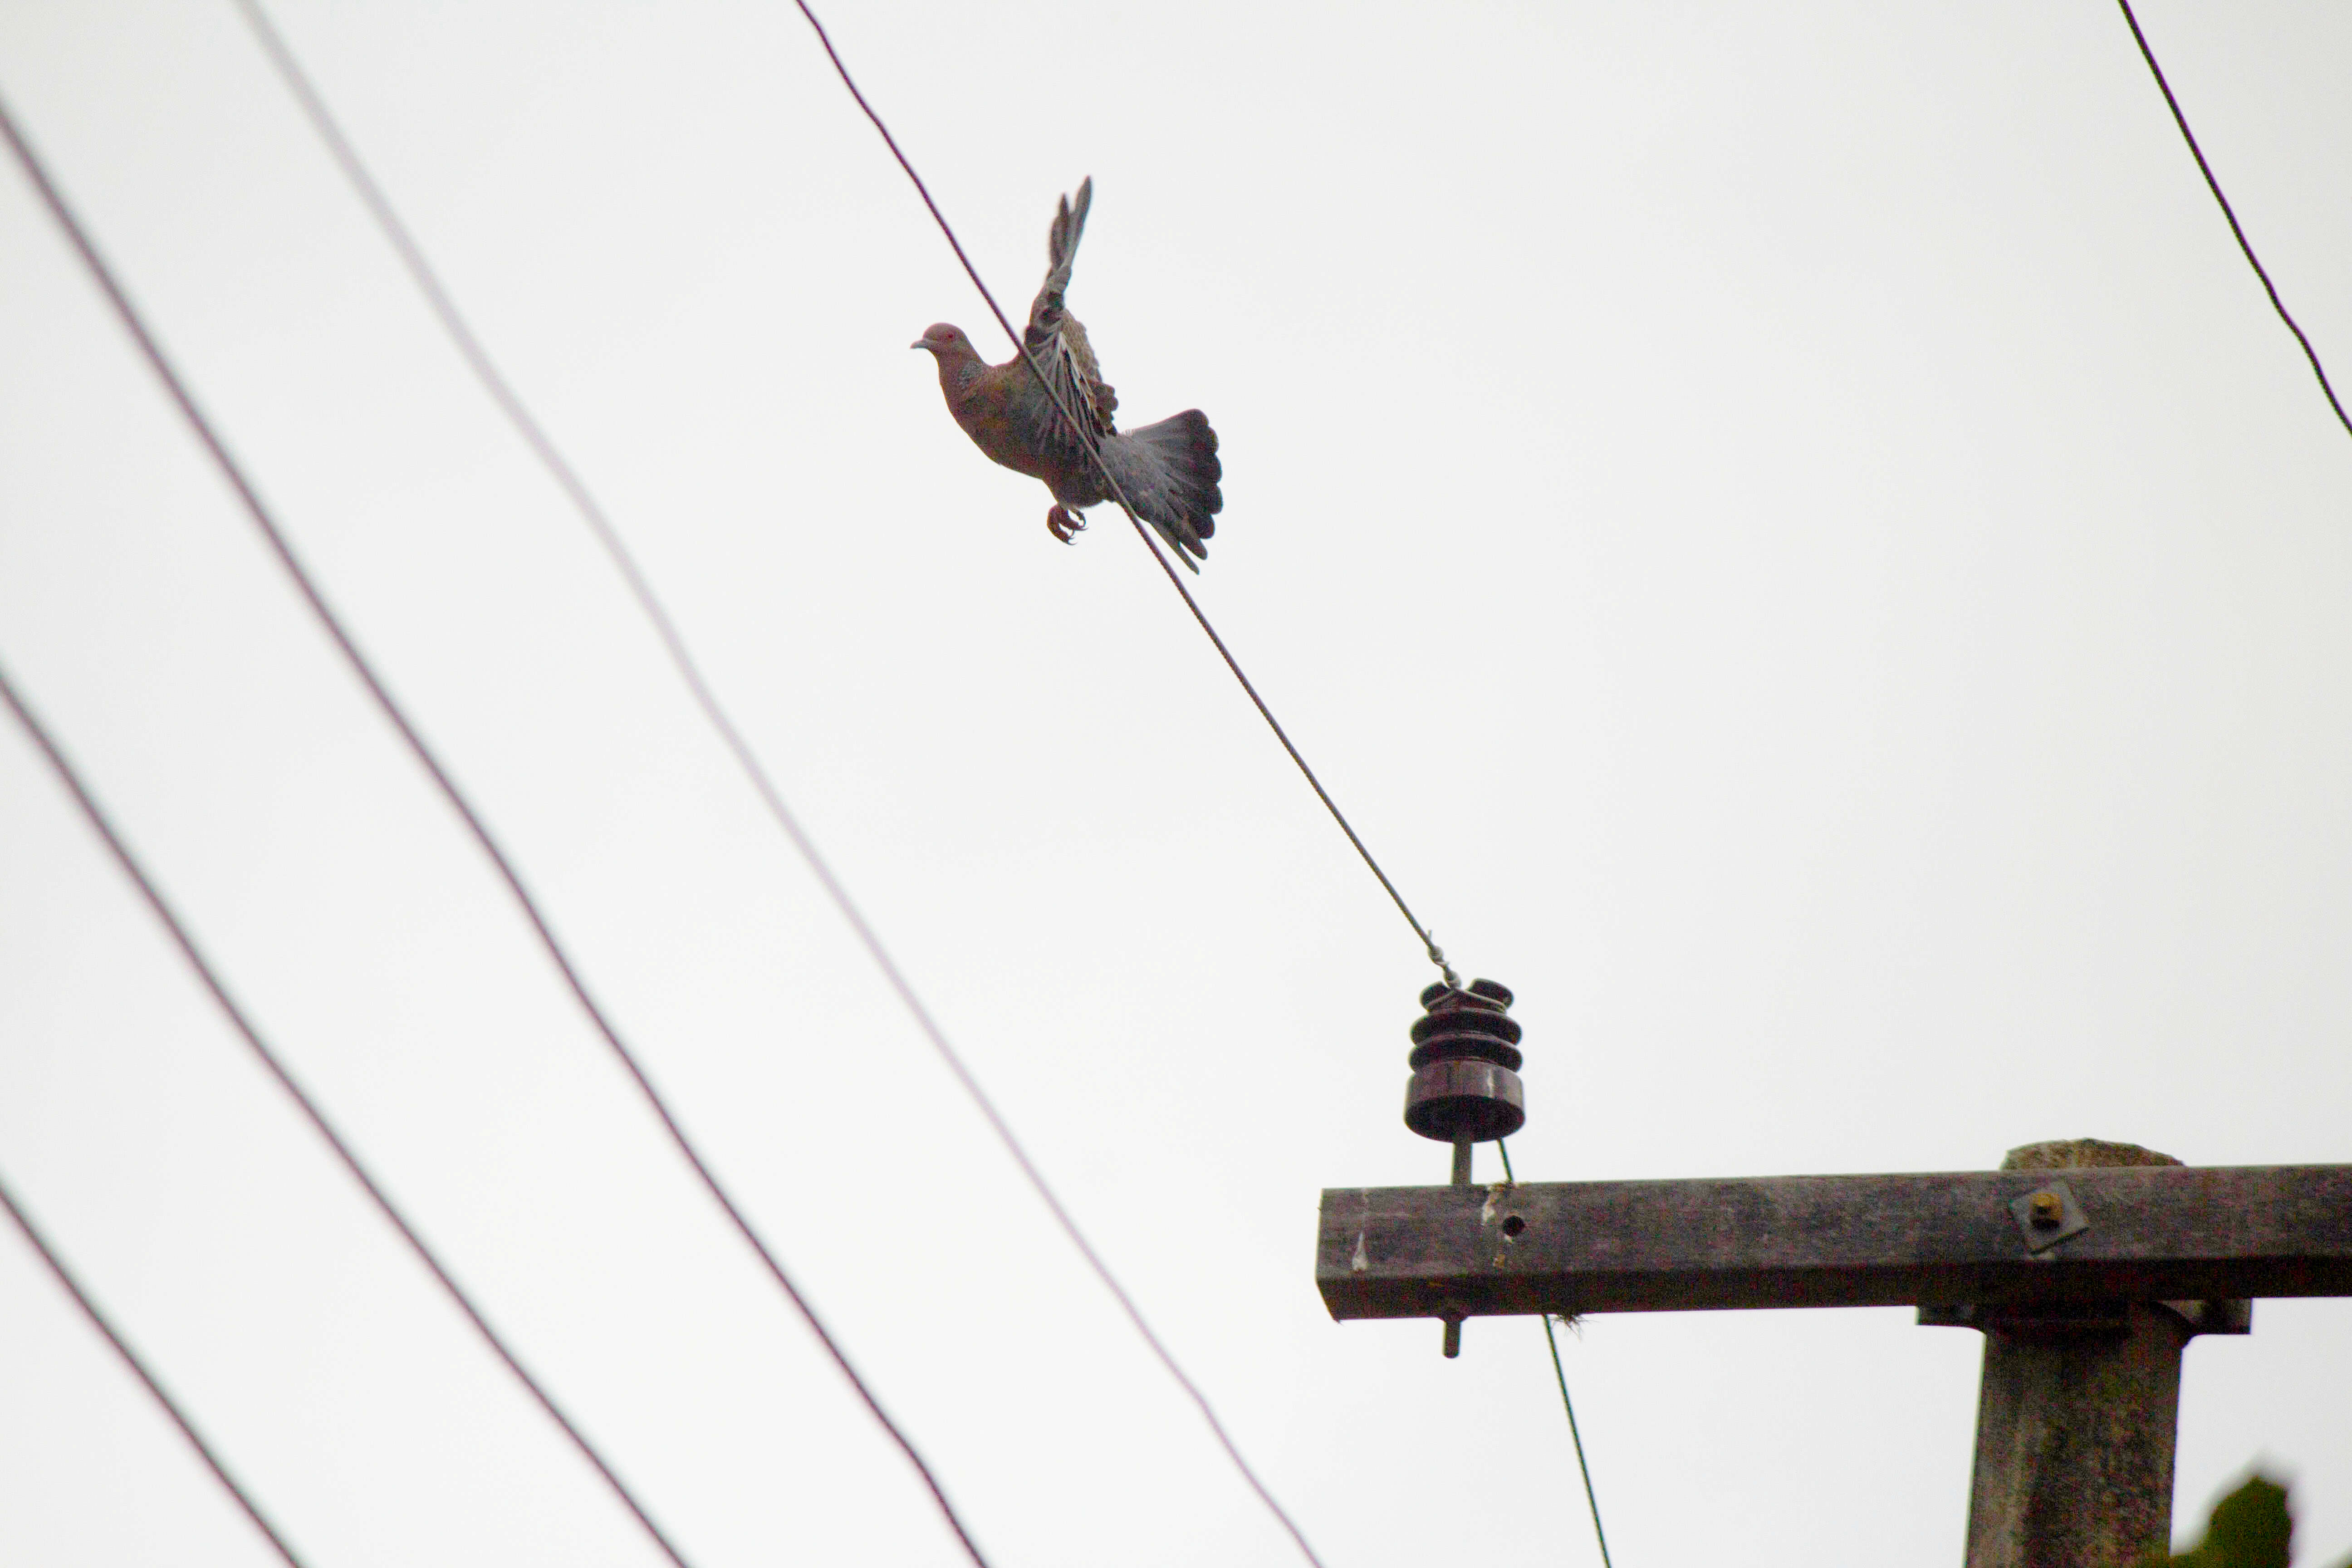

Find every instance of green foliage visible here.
[2149,1475,2291,1568]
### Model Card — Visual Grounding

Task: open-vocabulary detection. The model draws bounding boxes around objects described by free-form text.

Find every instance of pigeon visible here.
[913,178,1223,570]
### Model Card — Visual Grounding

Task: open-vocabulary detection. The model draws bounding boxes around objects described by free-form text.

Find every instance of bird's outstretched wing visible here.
[1013,178,1119,472]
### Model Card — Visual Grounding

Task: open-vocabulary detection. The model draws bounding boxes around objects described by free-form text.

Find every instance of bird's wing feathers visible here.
[1014,178,1118,469]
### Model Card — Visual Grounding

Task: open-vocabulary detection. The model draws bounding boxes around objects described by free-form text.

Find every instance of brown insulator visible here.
[1402,978,1525,1143]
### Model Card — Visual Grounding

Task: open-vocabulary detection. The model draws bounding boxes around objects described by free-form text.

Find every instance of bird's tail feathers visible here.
[1100,407,1221,569]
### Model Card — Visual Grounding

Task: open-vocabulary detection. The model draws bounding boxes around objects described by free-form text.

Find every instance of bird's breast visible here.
[949,376,1063,485]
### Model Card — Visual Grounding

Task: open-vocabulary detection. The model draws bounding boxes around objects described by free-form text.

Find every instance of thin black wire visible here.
[0,1163,310,1568]
[0,88,995,1568]
[0,654,692,1568]
[786,0,1461,995]
[221,9,1328,1567]
[1497,1142,1612,1568]
[2114,0,2352,443]
[1538,1318,1613,1568]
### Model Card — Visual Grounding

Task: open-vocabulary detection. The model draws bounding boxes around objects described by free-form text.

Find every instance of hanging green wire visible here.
[1499,1142,1614,1568]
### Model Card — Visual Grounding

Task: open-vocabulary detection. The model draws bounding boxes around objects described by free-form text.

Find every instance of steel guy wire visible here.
[0,652,692,1568]
[227,7,1336,1566]
[0,89,995,1568]
[787,0,1462,996]
[1497,1141,1612,1568]
[0,1161,311,1568]
[2114,0,2352,443]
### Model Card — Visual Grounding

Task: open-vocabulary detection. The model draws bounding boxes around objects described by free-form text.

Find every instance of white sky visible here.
[3,1,2349,1563]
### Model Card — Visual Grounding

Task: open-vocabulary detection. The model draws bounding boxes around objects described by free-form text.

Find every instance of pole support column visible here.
[1952,1139,2240,1568]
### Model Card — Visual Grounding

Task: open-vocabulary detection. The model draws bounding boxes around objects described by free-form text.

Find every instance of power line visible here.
[1498,1142,1612,1567]
[0,652,693,1568]
[787,0,1463,995]
[2113,0,2352,443]
[0,1163,311,1568]
[0,88,994,1568]
[1539,1316,1613,1568]
[224,7,1336,1565]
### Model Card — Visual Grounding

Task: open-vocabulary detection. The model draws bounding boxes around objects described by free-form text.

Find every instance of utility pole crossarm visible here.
[1317,1164,2352,1322]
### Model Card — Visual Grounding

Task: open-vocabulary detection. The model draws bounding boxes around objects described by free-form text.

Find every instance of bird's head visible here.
[911,323,977,359]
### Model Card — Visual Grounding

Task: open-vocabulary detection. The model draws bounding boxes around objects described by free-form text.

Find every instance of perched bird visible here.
[913,178,1223,570]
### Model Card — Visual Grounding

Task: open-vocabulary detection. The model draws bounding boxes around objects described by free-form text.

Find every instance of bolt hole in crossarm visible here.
[1501,1215,1526,1238]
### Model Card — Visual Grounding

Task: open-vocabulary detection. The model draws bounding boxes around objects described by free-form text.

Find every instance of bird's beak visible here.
[910,338,930,351]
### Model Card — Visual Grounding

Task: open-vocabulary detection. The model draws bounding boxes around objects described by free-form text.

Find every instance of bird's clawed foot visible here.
[1047,505,1087,544]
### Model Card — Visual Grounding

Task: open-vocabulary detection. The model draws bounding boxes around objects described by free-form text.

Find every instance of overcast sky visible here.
[3,2,2350,1563]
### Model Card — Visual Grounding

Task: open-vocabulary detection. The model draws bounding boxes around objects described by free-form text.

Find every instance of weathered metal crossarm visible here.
[1317,1164,2352,1322]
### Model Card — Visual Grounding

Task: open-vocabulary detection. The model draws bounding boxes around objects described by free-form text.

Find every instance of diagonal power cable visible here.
[1538,1315,1613,1568]
[0,1162,311,1568]
[2113,0,2352,442]
[1497,1142,1611,1568]
[0,87,995,1568]
[225,6,1335,1566]
[786,0,1463,995]
[0,653,692,1568]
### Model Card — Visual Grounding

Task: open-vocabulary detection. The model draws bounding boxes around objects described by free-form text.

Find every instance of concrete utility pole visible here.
[1931,1139,2252,1567]
[1317,1142,2352,1568]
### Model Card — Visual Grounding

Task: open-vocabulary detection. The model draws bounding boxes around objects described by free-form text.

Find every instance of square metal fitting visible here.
[2010,1179,2090,1254]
